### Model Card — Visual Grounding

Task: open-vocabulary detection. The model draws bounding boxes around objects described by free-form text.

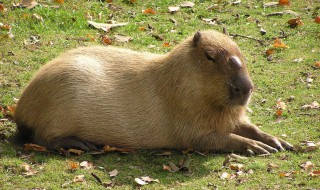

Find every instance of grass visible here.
[1,0,319,189]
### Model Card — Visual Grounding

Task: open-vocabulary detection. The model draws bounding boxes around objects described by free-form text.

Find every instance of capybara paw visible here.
[245,141,278,155]
[260,135,293,151]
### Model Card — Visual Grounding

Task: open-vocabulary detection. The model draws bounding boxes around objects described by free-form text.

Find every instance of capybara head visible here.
[184,30,254,108]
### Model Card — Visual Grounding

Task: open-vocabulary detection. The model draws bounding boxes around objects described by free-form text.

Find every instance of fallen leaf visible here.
[273,38,289,48]
[168,6,180,13]
[279,0,290,6]
[288,17,303,27]
[109,169,118,177]
[180,1,195,8]
[154,151,172,156]
[73,175,85,183]
[88,20,128,32]
[67,149,84,155]
[229,163,244,171]
[114,34,131,43]
[134,178,148,185]
[32,13,44,22]
[266,49,274,56]
[143,8,156,14]
[68,161,79,170]
[220,172,231,179]
[314,62,320,68]
[301,101,319,109]
[54,0,64,4]
[24,143,47,152]
[0,3,7,12]
[179,155,192,171]
[80,161,93,169]
[101,35,112,45]
[202,18,218,25]
[267,163,279,169]
[308,170,320,177]
[21,163,38,177]
[300,161,314,170]
[263,2,279,7]
[140,176,160,183]
[0,23,11,31]
[102,145,134,153]
[315,16,320,23]
[138,27,145,31]
[20,0,38,9]
[163,42,170,47]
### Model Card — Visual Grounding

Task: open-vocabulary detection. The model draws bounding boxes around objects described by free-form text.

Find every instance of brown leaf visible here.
[278,0,290,6]
[229,163,244,171]
[67,149,84,155]
[273,38,289,48]
[109,169,118,177]
[54,0,64,4]
[180,1,195,8]
[266,49,274,56]
[88,20,128,32]
[300,161,314,170]
[315,16,320,23]
[68,161,79,170]
[143,8,156,14]
[314,62,320,68]
[308,170,320,177]
[101,35,112,45]
[24,143,47,152]
[102,145,134,153]
[287,17,303,27]
[20,0,38,9]
[114,34,132,43]
[163,42,170,47]
[0,3,7,12]
[73,175,85,183]
[182,148,193,154]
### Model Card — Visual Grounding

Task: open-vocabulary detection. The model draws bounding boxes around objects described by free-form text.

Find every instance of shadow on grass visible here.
[1,132,226,188]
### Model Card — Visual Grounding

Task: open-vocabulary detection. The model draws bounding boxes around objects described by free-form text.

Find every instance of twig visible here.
[91,173,102,184]
[229,33,265,46]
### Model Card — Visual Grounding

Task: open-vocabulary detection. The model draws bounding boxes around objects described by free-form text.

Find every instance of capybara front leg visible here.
[193,133,278,155]
[233,123,293,151]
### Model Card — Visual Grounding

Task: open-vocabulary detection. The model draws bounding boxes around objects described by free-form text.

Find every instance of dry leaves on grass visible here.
[180,1,195,8]
[278,0,290,6]
[273,38,289,48]
[109,169,118,177]
[315,16,320,23]
[163,155,192,173]
[168,6,180,13]
[21,163,39,177]
[80,161,94,170]
[88,20,128,32]
[103,145,134,153]
[13,0,38,9]
[114,34,132,43]
[24,143,47,152]
[288,17,303,27]
[293,141,319,153]
[135,176,159,186]
[0,3,7,12]
[68,161,79,170]
[143,8,156,14]
[301,101,319,109]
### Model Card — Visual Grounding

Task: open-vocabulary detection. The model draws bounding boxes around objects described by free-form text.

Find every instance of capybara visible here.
[14,30,293,154]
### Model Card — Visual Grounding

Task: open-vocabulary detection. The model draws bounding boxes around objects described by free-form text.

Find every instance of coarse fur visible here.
[14,30,292,154]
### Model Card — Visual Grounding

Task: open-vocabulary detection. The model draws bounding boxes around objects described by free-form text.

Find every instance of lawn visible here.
[0,0,319,189]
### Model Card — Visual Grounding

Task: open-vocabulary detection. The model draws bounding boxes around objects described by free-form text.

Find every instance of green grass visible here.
[1,0,319,189]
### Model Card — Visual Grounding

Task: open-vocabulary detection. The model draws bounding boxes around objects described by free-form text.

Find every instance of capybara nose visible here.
[231,83,253,97]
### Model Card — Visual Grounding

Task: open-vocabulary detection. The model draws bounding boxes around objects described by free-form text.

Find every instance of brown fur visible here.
[14,30,292,154]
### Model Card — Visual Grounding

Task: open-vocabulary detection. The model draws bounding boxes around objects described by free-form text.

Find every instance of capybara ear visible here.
[192,30,201,47]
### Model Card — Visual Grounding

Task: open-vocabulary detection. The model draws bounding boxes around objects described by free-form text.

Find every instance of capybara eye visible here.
[205,52,215,62]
